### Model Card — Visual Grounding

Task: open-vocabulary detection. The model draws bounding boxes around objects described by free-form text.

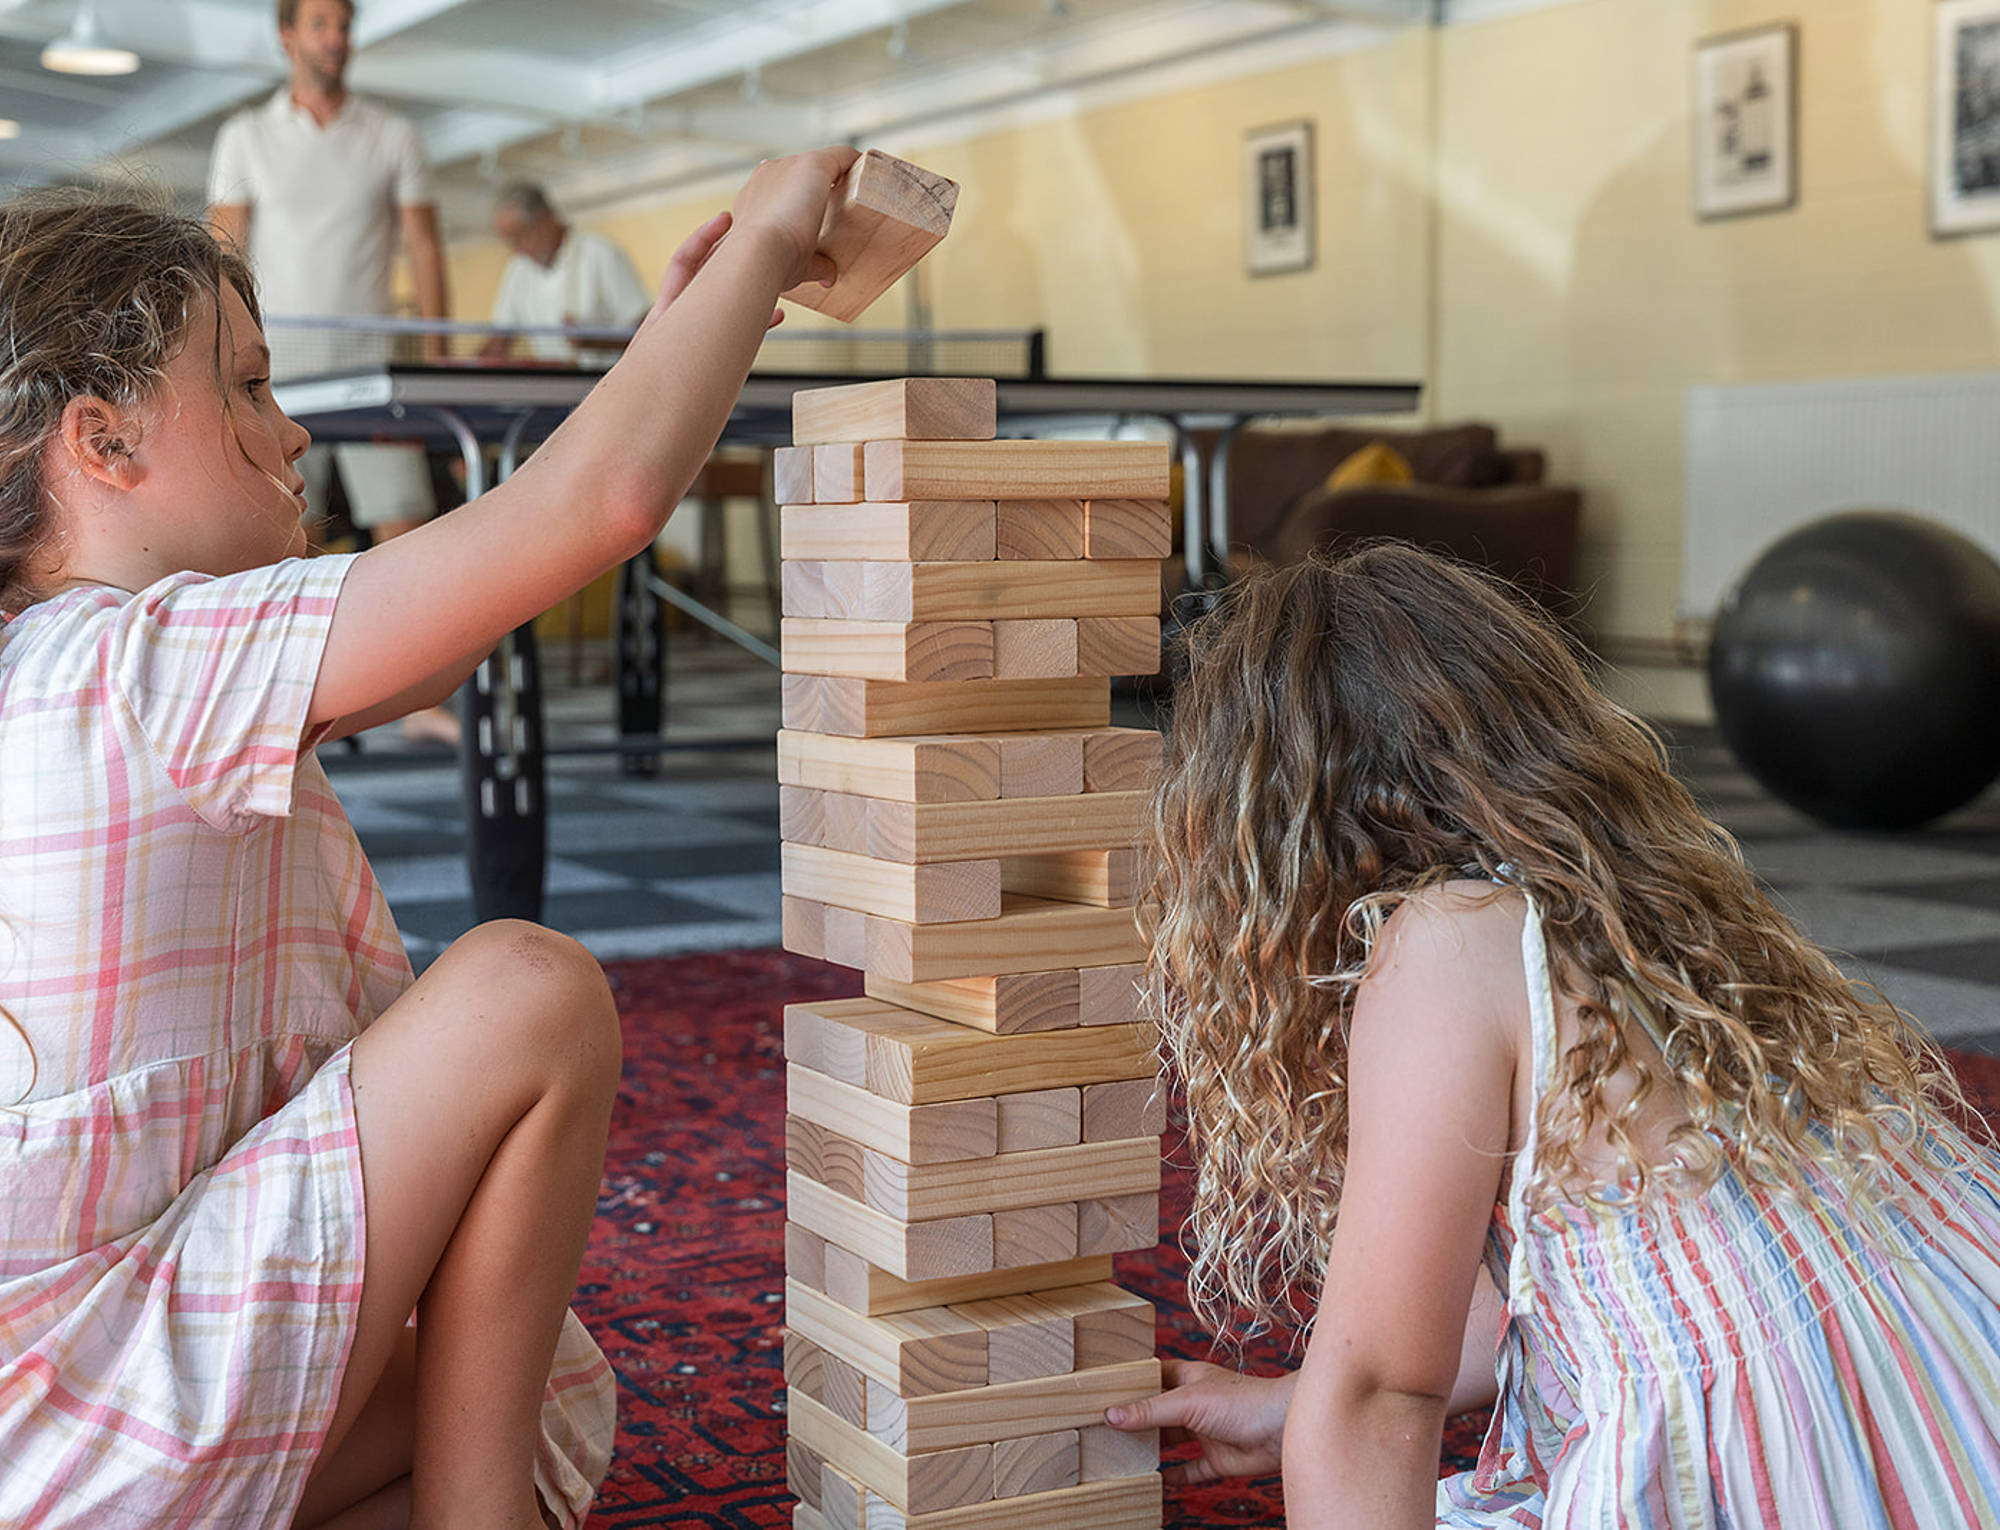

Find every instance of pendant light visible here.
[42,1,139,77]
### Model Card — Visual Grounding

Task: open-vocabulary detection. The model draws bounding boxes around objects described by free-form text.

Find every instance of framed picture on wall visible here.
[1245,119,1314,276]
[1934,0,2000,235]
[1693,23,1798,219]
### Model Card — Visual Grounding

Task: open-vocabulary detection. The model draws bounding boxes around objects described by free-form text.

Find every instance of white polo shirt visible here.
[492,229,651,369]
[208,89,432,377]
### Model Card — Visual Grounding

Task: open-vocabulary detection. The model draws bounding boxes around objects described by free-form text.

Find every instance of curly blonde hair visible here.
[1145,543,1974,1341]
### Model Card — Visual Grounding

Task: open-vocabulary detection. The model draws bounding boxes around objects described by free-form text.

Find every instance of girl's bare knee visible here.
[437,921,621,1090]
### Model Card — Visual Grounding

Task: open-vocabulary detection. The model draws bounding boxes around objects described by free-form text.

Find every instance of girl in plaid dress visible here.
[0,150,853,1529]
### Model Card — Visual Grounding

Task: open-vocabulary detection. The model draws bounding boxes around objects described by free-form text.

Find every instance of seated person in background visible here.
[482,183,653,369]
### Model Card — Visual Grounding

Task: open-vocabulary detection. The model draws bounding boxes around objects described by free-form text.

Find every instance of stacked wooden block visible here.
[778,377,1172,1530]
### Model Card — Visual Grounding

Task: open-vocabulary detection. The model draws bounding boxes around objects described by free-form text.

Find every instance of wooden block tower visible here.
[778,377,1174,1530]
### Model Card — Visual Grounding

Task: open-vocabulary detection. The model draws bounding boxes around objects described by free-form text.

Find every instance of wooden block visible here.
[1081,1079,1165,1141]
[823,903,872,971]
[1077,1193,1159,1257]
[784,560,832,619]
[783,842,1001,925]
[1082,499,1172,560]
[866,792,1144,865]
[776,445,816,504]
[813,443,868,504]
[863,1136,1161,1221]
[1077,964,1143,1028]
[995,733,1084,798]
[793,378,997,446]
[867,441,1172,503]
[787,1279,988,1397]
[789,1172,993,1281]
[830,561,1161,622]
[1076,618,1160,678]
[789,1113,867,1199]
[1002,850,1137,908]
[991,619,1078,680]
[888,1358,1161,1454]
[950,1293,1073,1384]
[785,894,829,960]
[778,731,1001,804]
[783,501,997,563]
[821,1463,863,1530]
[821,1244,1115,1317]
[789,1064,998,1165]
[868,1375,910,1450]
[786,1328,828,1400]
[825,1349,873,1429]
[796,1498,832,1530]
[782,151,958,323]
[782,784,830,848]
[782,674,1109,739]
[866,970,1080,1034]
[1078,1424,1158,1483]
[993,1202,1079,1268]
[785,996,1155,1104]
[1032,1284,1156,1369]
[994,1087,1081,1152]
[789,1432,827,1509]
[788,1221,830,1293]
[997,498,1086,560]
[1081,730,1162,793]
[859,895,1151,985]
[994,1431,1080,1498]
[853,1474,1161,1530]
[782,619,994,684]
[789,1390,994,1515]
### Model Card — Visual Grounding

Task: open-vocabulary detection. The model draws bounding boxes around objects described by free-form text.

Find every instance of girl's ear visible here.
[55,396,144,491]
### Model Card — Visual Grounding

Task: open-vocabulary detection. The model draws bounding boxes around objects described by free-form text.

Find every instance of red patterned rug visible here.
[576,948,2000,1529]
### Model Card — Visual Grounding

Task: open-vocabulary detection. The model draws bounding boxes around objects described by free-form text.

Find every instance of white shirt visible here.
[208,90,433,377]
[491,229,651,368]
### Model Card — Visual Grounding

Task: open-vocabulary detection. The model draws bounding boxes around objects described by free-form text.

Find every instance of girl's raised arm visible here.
[306,147,857,729]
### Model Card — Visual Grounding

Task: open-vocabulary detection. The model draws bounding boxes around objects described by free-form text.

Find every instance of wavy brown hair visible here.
[1145,543,1972,1340]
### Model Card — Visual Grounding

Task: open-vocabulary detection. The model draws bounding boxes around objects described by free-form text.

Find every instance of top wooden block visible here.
[794,379,997,446]
[781,151,958,323]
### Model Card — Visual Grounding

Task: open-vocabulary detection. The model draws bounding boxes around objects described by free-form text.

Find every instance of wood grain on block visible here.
[781,784,830,847]
[868,1375,910,1451]
[820,1463,862,1529]
[1082,729,1163,793]
[1081,1079,1166,1142]
[1077,1192,1160,1257]
[787,1171,993,1282]
[949,1293,1074,1384]
[867,441,1172,503]
[788,1064,998,1165]
[788,1113,867,1199]
[1078,1423,1159,1483]
[862,1135,1162,1222]
[784,995,1156,1104]
[867,792,1145,865]
[822,902,871,971]
[853,1473,1161,1530]
[866,969,1081,1034]
[1082,499,1173,560]
[795,1504,831,1530]
[993,1201,1080,1267]
[781,842,1001,925]
[788,1221,830,1293]
[994,1087,1082,1152]
[812,443,868,504]
[775,445,815,504]
[788,1389,995,1515]
[823,1348,870,1427]
[783,560,830,620]
[996,498,1086,560]
[784,894,828,960]
[861,895,1151,985]
[995,732,1084,798]
[993,1430,1081,1499]
[821,1243,1115,1318]
[781,151,959,323]
[832,560,1162,623]
[1076,618,1161,678]
[789,1434,826,1511]
[782,501,997,563]
[781,619,994,684]
[785,1328,827,1401]
[1032,1284,1157,1369]
[783,674,1110,739]
[778,731,1001,804]
[794,378,996,446]
[787,1279,988,1397]
[1001,849,1137,908]
[1077,964,1144,1028]
[991,619,1077,680]
[888,1358,1162,1454]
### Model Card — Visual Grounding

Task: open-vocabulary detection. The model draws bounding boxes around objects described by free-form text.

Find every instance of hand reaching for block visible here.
[782,149,959,323]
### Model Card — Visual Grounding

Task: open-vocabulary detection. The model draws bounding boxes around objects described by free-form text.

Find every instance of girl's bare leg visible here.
[310,920,621,1530]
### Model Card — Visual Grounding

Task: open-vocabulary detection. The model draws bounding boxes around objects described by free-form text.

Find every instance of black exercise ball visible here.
[1707,511,2000,830]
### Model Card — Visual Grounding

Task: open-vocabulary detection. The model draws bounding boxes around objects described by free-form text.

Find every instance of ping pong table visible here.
[274,328,1419,924]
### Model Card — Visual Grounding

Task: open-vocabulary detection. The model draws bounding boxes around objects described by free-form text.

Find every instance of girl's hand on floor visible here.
[1104,1358,1295,1486]
[729,147,859,290]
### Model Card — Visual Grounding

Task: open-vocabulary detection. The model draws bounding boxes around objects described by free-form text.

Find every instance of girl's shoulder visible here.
[1360,880,1531,1038]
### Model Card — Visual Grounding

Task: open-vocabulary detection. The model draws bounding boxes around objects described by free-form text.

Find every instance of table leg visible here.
[615,544,667,777]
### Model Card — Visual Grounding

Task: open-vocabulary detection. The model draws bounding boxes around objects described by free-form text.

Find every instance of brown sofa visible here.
[1182,421,1582,621]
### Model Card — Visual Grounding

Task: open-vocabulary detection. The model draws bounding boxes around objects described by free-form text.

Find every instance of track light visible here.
[42,2,139,77]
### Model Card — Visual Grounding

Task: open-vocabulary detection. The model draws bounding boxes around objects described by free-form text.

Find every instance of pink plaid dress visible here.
[0,558,614,1528]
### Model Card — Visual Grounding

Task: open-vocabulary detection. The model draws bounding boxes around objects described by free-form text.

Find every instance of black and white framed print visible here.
[1935,0,2000,235]
[1245,119,1314,276]
[1694,23,1798,219]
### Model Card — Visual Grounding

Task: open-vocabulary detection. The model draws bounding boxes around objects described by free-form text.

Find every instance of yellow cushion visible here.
[1325,440,1415,491]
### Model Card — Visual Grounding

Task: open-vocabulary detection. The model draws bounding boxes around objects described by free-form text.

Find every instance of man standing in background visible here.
[482,183,652,369]
[208,0,457,742]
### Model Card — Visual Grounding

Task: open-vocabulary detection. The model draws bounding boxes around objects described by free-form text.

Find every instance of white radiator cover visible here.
[1683,371,2000,620]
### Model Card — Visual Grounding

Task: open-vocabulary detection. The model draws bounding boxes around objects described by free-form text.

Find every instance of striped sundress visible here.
[1439,901,2000,1528]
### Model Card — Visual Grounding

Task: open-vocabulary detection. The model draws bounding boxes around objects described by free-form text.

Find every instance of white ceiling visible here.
[0,0,1428,232]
